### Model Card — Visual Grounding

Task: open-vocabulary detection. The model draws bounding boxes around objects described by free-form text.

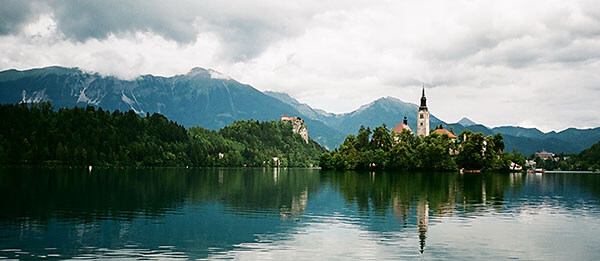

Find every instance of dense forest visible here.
[0,102,326,167]
[319,124,526,172]
[534,141,600,171]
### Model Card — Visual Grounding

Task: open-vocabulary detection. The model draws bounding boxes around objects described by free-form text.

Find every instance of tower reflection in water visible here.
[2,168,600,259]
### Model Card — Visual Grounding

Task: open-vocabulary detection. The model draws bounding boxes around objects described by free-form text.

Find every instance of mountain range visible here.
[2,66,599,154]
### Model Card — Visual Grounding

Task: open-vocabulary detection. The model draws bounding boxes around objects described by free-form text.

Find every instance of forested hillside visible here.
[0,103,325,167]
[536,141,600,171]
[0,66,344,149]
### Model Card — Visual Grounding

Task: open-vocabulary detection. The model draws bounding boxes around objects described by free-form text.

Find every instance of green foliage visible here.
[456,131,486,170]
[370,124,393,151]
[0,103,325,167]
[415,133,457,171]
[456,131,516,171]
[574,141,600,171]
[321,124,521,172]
[535,141,600,171]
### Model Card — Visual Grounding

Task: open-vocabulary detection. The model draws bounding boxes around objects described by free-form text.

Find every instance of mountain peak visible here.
[374,96,410,105]
[186,67,231,80]
[457,117,476,127]
[264,91,300,105]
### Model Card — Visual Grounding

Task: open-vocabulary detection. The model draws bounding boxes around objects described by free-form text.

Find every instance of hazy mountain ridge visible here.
[457,117,476,127]
[2,66,599,154]
[0,66,345,149]
[267,92,600,155]
[263,91,341,125]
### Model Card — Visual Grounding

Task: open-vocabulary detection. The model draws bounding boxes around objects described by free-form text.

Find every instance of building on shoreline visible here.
[535,151,555,161]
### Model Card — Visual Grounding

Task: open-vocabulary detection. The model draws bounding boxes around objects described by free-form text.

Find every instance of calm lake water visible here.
[1,167,599,260]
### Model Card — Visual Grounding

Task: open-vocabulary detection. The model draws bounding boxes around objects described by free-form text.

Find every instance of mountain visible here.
[2,66,599,154]
[266,91,600,154]
[491,126,600,154]
[0,66,344,149]
[329,96,446,135]
[263,91,343,126]
[501,135,579,155]
[441,123,589,155]
[265,94,447,134]
[492,126,545,139]
[457,117,477,127]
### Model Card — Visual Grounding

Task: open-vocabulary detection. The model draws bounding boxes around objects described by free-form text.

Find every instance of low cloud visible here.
[1,0,600,131]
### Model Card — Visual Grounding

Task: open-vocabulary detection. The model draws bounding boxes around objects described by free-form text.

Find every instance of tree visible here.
[339,135,359,169]
[415,133,456,171]
[0,103,326,168]
[356,125,371,152]
[456,131,486,170]
[388,141,415,170]
[370,124,392,151]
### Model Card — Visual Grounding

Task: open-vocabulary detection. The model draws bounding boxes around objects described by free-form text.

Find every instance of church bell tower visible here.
[417,85,430,137]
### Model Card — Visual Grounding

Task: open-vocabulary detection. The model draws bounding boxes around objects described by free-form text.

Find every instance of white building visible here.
[417,86,430,137]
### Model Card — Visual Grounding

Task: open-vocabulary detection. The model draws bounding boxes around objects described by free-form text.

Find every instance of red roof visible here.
[432,129,457,139]
[393,123,412,134]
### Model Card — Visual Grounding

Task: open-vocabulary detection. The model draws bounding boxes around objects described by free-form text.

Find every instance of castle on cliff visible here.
[281,115,309,143]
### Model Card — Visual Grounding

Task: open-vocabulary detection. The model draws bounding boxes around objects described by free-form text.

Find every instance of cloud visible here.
[1,0,600,131]
[0,0,338,61]
[0,1,44,35]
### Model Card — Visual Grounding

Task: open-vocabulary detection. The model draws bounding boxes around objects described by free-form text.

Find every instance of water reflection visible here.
[1,167,600,259]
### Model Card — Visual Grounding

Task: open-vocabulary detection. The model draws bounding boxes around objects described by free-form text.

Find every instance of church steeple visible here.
[417,83,430,137]
[420,84,427,109]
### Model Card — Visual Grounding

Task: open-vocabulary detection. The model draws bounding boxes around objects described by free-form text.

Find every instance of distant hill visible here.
[2,66,599,154]
[263,91,342,126]
[575,141,600,169]
[457,117,477,127]
[327,96,445,135]
[258,91,600,155]
[0,66,344,149]
[492,126,600,154]
[265,95,446,136]
[492,126,546,139]
[441,124,599,155]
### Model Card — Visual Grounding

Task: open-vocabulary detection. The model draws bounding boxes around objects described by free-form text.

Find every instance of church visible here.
[417,86,430,137]
[393,86,456,139]
[392,85,430,137]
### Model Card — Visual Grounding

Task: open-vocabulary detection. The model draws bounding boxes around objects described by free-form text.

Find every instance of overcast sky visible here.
[1,0,599,132]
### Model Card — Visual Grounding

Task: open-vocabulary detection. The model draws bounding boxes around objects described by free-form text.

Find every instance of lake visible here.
[1,167,599,260]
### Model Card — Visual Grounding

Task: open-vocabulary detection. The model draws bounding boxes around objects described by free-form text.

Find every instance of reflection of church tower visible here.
[417,85,430,137]
[416,198,429,254]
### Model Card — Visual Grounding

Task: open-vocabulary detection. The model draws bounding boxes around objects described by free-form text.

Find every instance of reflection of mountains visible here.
[0,167,319,259]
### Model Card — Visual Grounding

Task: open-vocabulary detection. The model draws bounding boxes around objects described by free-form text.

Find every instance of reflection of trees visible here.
[187,168,319,211]
[323,170,525,253]
[0,167,322,260]
[0,167,321,224]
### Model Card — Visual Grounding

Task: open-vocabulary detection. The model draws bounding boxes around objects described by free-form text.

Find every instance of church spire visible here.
[420,83,427,109]
[417,83,430,137]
